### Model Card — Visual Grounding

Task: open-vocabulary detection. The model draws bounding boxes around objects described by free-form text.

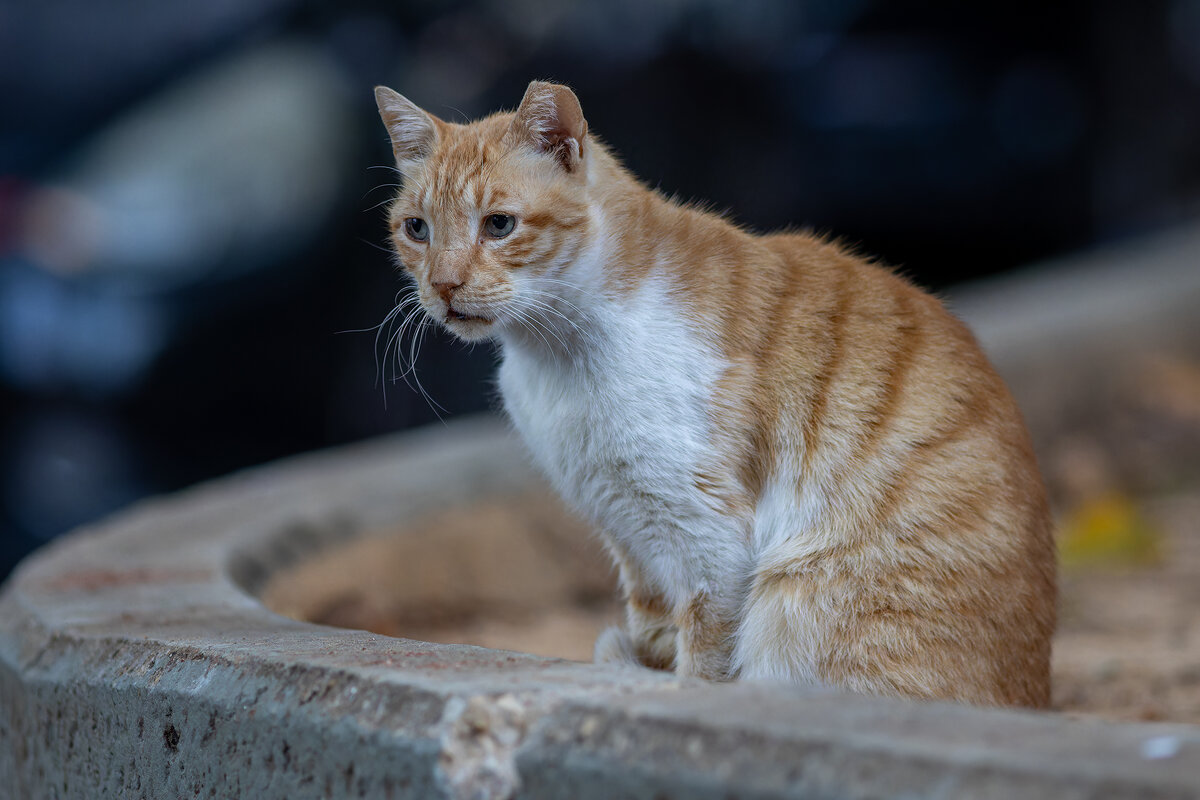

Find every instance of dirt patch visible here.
[261,492,621,660]
[1052,492,1200,722]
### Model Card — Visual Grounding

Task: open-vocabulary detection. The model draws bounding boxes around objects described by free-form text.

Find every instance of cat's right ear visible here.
[375,86,439,167]
[511,81,588,173]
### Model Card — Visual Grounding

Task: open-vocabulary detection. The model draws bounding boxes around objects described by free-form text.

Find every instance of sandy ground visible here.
[263,494,619,662]
[263,485,1200,723]
[1052,492,1200,722]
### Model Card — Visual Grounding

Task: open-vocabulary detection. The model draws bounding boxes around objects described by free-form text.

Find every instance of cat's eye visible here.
[484,214,516,238]
[404,217,429,242]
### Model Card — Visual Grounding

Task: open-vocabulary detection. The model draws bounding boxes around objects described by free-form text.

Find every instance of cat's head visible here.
[375,81,591,343]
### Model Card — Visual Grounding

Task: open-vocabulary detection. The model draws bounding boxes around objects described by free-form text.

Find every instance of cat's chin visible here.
[441,315,496,342]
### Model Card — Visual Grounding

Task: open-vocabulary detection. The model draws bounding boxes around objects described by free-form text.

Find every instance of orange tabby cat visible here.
[375,80,1056,707]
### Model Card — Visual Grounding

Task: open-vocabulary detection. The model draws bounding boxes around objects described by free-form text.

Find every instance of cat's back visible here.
[749,229,1049,553]
[730,231,1055,706]
[750,230,1028,459]
[758,230,985,366]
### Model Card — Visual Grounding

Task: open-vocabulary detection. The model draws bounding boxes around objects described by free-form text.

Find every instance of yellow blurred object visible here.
[1058,493,1164,568]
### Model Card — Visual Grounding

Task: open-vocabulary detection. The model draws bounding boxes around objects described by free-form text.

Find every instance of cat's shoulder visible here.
[760,228,890,280]
[756,228,983,346]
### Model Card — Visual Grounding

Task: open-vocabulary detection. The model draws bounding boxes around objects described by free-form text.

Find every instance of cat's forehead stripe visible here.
[426,133,495,212]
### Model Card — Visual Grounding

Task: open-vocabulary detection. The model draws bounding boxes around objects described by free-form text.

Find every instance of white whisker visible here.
[519,291,601,353]
[382,300,426,407]
[511,305,559,354]
[407,318,447,420]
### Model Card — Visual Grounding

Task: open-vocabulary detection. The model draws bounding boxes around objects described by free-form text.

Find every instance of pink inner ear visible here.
[546,87,586,142]
[516,83,588,170]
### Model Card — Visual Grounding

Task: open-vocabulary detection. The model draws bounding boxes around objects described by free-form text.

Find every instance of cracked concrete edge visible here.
[1,420,1200,794]
[4,412,1199,800]
[3,629,1198,800]
[0,415,684,800]
[517,686,1200,800]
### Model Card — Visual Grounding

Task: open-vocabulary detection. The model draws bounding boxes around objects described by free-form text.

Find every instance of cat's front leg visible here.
[673,590,738,681]
[596,549,742,681]
[596,592,737,681]
[667,525,748,681]
[595,555,677,670]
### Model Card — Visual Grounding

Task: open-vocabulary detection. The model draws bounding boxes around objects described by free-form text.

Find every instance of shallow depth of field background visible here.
[2,0,1200,580]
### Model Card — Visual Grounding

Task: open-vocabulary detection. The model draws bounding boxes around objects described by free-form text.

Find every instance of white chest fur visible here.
[497,278,750,606]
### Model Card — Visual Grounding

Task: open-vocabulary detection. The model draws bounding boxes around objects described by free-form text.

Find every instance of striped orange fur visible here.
[376,81,1056,707]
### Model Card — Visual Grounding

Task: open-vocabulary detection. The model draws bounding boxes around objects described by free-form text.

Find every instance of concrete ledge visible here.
[2,415,1199,799]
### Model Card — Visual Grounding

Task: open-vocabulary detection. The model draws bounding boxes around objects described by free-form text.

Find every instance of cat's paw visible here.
[636,625,678,671]
[593,626,639,666]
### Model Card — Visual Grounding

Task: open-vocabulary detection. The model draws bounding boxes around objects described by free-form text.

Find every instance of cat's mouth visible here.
[445,305,491,324]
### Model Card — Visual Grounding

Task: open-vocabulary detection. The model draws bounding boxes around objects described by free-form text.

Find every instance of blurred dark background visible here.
[2,0,1199,580]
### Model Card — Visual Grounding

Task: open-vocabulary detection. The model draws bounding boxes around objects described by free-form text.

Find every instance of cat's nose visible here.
[433,280,463,304]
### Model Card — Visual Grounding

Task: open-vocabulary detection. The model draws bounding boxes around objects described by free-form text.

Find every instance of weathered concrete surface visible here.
[4,222,1200,799]
[0,419,676,799]
[519,687,1200,799]
[2,417,1199,799]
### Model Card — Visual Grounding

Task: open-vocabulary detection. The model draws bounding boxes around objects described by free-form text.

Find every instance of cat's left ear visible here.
[512,81,588,173]
[375,86,440,169]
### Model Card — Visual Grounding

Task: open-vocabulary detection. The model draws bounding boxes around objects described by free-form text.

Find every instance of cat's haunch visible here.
[375,80,1056,708]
